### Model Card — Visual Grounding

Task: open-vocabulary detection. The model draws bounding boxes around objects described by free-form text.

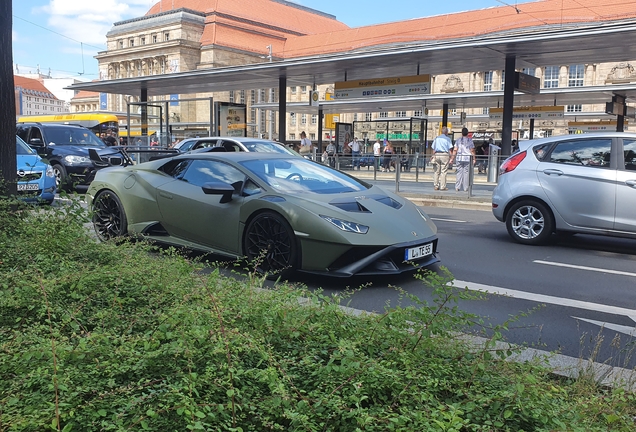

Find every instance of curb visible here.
[398,193,492,211]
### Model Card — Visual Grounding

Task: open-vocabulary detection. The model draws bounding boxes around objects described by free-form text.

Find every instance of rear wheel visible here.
[243,212,298,278]
[506,200,553,245]
[92,190,128,241]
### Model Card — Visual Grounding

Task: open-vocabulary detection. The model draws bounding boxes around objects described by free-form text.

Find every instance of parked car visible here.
[492,132,636,245]
[87,152,439,278]
[16,122,125,191]
[15,135,56,204]
[173,136,298,156]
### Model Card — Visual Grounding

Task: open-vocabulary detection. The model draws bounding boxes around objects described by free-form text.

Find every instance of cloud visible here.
[34,0,153,47]
[12,30,18,42]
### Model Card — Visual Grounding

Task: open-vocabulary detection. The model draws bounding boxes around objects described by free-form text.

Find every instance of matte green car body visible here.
[87,152,439,277]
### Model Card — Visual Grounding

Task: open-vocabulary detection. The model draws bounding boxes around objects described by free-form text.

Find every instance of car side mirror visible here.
[29,138,44,147]
[201,182,234,203]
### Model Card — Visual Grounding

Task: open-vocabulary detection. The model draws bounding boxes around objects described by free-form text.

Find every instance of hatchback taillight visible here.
[500,151,527,175]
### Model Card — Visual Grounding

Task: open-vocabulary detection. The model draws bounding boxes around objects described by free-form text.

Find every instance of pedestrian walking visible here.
[451,127,476,192]
[373,138,382,169]
[325,140,336,167]
[299,131,312,155]
[382,140,394,172]
[349,136,361,169]
[430,126,453,190]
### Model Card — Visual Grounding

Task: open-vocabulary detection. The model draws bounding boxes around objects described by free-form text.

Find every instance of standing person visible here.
[430,126,453,190]
[373,138,382,170]
[349,136,361,170]
[299,131,312,155]
[325,140,336,167]
[451,127,476,192]
[382,140,394,172]
[103,129,118,146]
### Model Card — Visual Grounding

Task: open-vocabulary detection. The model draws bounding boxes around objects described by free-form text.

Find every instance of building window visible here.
[395,111,406,117]
[289,133,296,140]
[365,113,372,121]
[484,71,493,92]
[164,32,170,41]
[568,64,584,87]
[414,110,422,117]
[379,112,388,118]
[566,104,582,112]
[482,107,490,115]
[152,34,157,43]
[141,37,146,45]
[229,91,234,103]
[300,85,307,92]
[290,86,296,94]
[311,114,317,125]
[522,67,536,77]
[290,112,296,126]
[353,113,358,122]
[544,66,559,88]
[501,70,506,90]
[239,90,245,104]
[129,39,134,47]
[310,133,315,140]
[301,114,307,125]
[250,90,256,104]
[118,40,123,49]
[250,108,256,122]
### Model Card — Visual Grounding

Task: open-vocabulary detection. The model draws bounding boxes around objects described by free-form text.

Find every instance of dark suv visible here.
[16,122,118,191]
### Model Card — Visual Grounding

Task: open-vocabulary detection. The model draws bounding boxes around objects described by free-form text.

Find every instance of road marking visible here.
[572,316,636,336]
[454,279,636,321]
[533,260,636,278]
[431,218,466,223]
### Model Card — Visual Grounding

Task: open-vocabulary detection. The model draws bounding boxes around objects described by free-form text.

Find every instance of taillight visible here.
[500,151,527,175]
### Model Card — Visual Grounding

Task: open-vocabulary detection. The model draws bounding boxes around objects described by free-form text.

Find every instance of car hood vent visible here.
[329,194,402,212]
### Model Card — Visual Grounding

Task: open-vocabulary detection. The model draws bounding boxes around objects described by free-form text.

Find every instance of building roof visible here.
[14,75,58,99]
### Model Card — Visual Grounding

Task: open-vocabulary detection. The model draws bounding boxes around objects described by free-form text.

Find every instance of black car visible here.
[16,122,125,191]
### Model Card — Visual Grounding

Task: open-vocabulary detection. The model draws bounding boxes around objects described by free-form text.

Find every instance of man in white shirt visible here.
[373,138,382,170]
[430,126,453,191]
[348,137,362,170]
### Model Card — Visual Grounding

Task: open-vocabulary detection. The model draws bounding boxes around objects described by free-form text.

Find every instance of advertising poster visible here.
[335,123,353,152]
[216,102,247,137]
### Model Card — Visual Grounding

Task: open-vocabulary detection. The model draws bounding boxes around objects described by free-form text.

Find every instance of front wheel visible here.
[92,190,128,241]
[243,212,298,279]
[506,200,553,245]
[52,164,69,191]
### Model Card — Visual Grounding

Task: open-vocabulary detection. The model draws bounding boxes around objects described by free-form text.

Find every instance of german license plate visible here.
[17,183,39,191]
[404,243,433,261]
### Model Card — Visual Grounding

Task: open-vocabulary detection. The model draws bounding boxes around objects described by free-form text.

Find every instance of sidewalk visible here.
[347,166,495,211]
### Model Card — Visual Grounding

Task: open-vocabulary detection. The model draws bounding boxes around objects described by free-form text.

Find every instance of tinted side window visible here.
[623,139,636,171]
[16,125,30,142]
[181,159,245,190]
[161,159,191,179]
[548,139,612,168]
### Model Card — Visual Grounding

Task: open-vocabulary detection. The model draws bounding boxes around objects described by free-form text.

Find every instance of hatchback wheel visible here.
[506,200,553,245]
[92,190,128,241]
[244,212,298,278]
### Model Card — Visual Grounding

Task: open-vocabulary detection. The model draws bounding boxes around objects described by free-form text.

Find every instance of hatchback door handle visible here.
[543,169,563,176]
[626,180,636,188]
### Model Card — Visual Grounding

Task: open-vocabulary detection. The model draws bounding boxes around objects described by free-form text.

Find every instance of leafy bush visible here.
[1,197,635,431]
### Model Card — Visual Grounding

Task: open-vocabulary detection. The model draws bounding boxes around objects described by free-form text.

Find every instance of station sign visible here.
[568,120,626,133]
[489,106,564,121]
[515,72,540,94]
[334,74,431,99]
[376,132,421,140]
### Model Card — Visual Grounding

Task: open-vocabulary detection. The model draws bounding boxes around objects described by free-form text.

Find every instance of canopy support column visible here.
[502,55,516,156]
[278,76,287,142]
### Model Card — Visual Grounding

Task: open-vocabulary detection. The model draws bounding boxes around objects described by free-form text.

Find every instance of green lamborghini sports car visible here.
[86,152,439,277]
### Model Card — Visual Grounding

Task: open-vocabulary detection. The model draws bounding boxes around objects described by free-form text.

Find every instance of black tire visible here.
[243,211,298,278]
[506,200,553,245]
[92,190,128,241]
[52,164,69,191]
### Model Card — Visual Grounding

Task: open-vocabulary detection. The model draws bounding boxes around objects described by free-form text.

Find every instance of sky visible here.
[11,0,534,81]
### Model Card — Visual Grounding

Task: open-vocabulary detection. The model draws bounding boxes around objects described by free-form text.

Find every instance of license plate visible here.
[404,243,433,261]
[17,183,39,191]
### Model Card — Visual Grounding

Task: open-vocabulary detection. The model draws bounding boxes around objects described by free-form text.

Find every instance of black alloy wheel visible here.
[244,211,298,278]
[52,163,69,191]
[92,190,128,241]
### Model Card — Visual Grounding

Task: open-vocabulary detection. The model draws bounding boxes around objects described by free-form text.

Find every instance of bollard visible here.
[487,143,501,183]
[395,157,401,193]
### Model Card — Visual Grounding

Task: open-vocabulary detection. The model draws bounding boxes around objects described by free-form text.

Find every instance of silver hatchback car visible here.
[492,132,636,245]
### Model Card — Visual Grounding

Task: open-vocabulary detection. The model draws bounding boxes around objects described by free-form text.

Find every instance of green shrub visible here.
[1,198,635,431]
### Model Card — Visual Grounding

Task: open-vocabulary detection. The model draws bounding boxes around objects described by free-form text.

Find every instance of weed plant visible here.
[0,197,635,431]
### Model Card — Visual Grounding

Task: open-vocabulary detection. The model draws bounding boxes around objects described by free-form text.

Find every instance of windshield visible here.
[241,141,294,154]
[44,126,105,147]
[16,136,36,155]
[240,158,370,194]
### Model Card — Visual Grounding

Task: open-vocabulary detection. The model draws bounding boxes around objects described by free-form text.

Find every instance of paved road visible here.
[289,205,636,369]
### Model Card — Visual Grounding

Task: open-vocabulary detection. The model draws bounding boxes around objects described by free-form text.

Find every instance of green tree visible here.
[0,0,17,196]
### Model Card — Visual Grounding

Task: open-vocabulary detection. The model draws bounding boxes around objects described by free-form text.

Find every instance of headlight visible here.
[63,155,91,165]
[45,164,55,178]
[320,215,369,234]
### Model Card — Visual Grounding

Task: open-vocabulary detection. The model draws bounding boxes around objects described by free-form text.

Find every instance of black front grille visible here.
[17,172,42,181]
